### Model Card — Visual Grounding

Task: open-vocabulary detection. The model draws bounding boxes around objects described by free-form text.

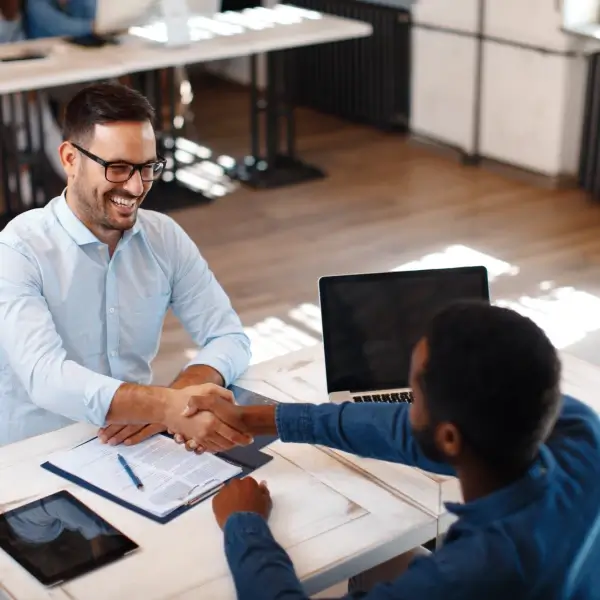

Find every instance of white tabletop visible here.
[0,7,372,94]
[0,366,435,600]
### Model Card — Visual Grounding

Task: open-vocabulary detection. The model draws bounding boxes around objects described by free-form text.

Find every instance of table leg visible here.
[8,95,24,209]
[235,52,325,189]
[0,97,12,229]
[129,67,224,212]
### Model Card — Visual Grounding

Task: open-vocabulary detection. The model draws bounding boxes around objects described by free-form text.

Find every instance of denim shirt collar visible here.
[445,445,555,527]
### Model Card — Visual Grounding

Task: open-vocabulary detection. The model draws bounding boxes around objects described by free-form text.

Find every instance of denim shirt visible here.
[224,395,600,599]
[25,0,96,39]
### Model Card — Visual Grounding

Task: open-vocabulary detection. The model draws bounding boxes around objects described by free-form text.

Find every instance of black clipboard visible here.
[40,436,273,524]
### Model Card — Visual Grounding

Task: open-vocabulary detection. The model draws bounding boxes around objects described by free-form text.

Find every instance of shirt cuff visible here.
[224,511,271,540]
[184,351,231,386]
[275,403,316,444]
[86,376,124,427]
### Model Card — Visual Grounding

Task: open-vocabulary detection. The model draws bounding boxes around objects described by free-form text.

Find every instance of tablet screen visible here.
[0,490,138,587]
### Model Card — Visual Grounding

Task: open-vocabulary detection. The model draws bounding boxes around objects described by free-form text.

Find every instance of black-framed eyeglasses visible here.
[70,142,166,183]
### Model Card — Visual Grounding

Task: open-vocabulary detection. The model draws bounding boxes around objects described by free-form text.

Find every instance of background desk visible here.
[0,7,372,227]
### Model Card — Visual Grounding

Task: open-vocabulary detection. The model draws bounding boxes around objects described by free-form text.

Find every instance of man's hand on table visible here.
[98,422,165,446]
[212,477,272,530]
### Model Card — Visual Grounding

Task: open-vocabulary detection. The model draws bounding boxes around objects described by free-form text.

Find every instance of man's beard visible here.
[73,179,140,231]
[412,423,448,464]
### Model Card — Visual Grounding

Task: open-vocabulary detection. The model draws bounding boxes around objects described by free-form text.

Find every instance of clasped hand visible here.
[99,383,252,453]
[165,384,253,453]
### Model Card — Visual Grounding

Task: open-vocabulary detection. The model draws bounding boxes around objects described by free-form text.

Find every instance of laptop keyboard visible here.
[352,391,413,404]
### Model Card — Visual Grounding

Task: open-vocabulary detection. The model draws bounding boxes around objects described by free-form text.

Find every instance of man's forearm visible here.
[170,364,224,390]
[242,403,455,476]
[224,513,308,600]
[241,406,278,436]
[105,383,171,425]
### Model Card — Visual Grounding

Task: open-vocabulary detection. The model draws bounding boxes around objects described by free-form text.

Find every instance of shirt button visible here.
[109,308,115,314]
[111,351,117,357]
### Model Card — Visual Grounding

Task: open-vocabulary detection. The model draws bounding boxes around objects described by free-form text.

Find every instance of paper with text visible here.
[46,436,242,518]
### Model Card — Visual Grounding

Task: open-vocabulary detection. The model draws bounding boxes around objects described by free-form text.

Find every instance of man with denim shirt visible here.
[0,83,252,449]
[179,302,600,599]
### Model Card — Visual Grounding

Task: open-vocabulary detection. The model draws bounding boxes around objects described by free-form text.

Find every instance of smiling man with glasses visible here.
[0,82,252,449]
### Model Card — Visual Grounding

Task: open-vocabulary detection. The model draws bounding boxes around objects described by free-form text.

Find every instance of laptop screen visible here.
[319,267,489,394]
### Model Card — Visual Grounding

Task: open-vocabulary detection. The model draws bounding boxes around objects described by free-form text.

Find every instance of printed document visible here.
[46,436,242,518]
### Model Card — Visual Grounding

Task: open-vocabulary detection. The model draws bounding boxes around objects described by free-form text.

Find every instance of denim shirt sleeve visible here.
[168,221,251,386]
[275,402,455,476]
[0,243,122,426]
[224,513,453,600]
[225,513,308,600]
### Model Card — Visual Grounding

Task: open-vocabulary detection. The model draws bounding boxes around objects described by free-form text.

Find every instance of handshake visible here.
[99,384,264,453]
[166,384,254,453]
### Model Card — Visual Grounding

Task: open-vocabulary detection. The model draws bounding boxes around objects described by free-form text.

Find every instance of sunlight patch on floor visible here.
[496,283,600,349]
[186,246,600,365]
[391,244,520,280]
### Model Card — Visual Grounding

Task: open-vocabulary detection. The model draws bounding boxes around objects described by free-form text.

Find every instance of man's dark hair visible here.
[420,301,561,473]
[62,82,156,144]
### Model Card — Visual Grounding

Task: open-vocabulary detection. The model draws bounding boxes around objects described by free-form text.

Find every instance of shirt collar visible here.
[53,190,142,247]
[445,445,555,526]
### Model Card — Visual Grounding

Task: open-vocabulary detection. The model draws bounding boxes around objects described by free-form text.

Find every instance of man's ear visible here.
[59,141,77,179]
[435,422,462,460]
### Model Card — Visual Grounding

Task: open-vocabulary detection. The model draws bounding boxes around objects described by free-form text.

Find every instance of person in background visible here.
[177,301,600,599]
[0,0,98,42]
[25,0,97,39]
[0,0,24,42]
[0,82,252,448]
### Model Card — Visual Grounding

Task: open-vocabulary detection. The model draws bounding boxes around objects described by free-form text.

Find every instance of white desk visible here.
[0,364,435,600]
[0,6,372,223]
[0,10,371,94]
[253,343,600,533]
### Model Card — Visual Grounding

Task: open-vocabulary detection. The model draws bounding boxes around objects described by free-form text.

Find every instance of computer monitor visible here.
[94,0,157,35]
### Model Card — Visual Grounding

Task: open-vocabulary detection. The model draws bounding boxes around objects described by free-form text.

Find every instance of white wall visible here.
[562,0,599,29]
[411,28,477,153]
[411,0,589,177]
[412,0,478,33]
[479,43,585,176]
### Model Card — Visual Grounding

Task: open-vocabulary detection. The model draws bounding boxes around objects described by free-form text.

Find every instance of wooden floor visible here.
[127,77,600,381]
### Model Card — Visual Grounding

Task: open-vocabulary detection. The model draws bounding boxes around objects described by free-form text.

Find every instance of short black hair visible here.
[63,82,155,144]
[420,301,561,473]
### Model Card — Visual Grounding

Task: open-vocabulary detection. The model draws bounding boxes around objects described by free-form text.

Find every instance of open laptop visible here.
[319,266,490,405]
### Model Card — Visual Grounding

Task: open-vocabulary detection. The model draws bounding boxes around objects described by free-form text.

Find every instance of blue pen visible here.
[117,454,144,490]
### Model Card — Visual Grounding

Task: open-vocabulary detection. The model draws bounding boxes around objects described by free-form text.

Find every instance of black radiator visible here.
[284,0,411,131]
[579,52,600,198]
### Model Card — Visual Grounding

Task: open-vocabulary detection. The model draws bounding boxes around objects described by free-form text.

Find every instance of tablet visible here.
[0,490,138,587]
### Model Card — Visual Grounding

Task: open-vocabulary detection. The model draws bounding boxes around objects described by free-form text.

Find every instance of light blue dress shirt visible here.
[0,194,251,446]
